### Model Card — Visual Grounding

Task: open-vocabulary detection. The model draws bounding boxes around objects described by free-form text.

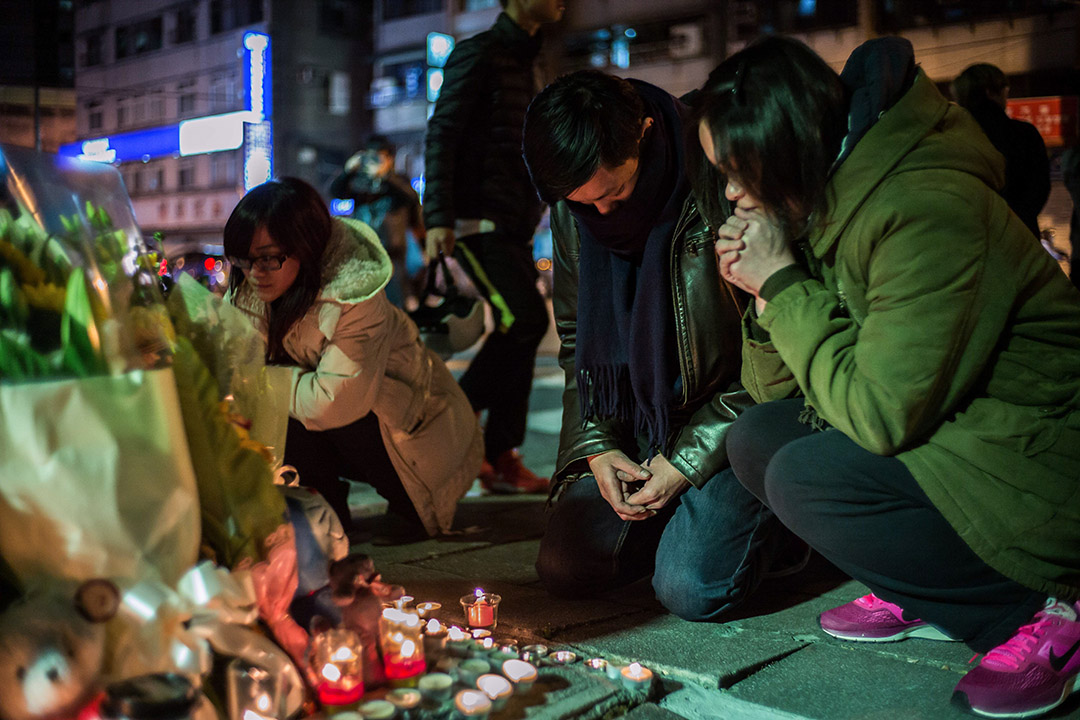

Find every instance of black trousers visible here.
[282,413,421,530]
[727,398,1044,652]
[454,232,549,460]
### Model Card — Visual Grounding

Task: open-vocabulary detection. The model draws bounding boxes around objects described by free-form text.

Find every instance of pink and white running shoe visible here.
[953,598,1080,718]
[819,592,957,642]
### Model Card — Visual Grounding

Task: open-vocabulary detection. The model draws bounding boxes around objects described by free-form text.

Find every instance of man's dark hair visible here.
[523,70,645,204]
[696,35,848,237]
[951,63,1008,109]
[364,134,396,156]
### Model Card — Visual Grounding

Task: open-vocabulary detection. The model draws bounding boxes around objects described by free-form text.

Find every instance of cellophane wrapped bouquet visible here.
[0,144,316,715]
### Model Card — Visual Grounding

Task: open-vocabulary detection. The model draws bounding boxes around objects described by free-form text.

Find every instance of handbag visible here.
[407,252,484,358]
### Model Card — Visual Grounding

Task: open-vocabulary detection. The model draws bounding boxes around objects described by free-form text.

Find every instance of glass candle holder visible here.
[358,699,396,719]
[454,689,492,719]
[307,628,364,707]
[386,687,421,713]
[422,619,448,663]
[226,659,283,720]
[417,672,454,704]
[476,673,513,712]
[500,659,538,693]
[457,657,491,687]
[520,644,548,664]
[445,626,473,658]
[380,607,427,682]
[620,661,654,692]
[460,589,500,630]
[415,601,441,620]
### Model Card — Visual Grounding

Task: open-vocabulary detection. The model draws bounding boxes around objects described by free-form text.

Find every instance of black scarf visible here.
[569,81,689,456]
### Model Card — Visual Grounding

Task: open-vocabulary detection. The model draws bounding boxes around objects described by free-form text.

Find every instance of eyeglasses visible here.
[228,254,289,272]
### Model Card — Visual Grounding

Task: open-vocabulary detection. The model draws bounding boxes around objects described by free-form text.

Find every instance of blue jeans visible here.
[535,467,777,621]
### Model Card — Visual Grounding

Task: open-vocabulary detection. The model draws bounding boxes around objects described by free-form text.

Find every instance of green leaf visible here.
[59,271,106,377]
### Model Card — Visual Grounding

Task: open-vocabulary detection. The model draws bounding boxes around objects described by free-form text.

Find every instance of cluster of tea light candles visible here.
[301,587,653,718]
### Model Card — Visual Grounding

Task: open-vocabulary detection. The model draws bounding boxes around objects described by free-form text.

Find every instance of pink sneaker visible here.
[820,593,957,642]
[952,598,1080,718]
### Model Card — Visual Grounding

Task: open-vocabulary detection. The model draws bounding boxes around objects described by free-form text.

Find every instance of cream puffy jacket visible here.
[228,217,482,535]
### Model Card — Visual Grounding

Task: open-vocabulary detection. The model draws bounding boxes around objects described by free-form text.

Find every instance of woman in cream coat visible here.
[224,177,482,542]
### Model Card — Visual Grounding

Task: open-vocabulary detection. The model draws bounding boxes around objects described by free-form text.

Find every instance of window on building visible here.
[319,0,367,35]
[115,16,164,59]
[327,71,351,115]
[175,5,197,44]
[461,0,497,10]
[383,0,443,21]
[131,168,143,194]
[83,31,103,67]
[87,99,103,131]
[132,93,146,124]
[211,152,238,187]
[211,0,265,34]
[149,168,164,191]
[178,80,197,115]
[875,0,1073,30]
[730,0,856,38]
[116,96,128,128]
[149,90,165,121]
[178,164,195,189]
[210,74,236,113]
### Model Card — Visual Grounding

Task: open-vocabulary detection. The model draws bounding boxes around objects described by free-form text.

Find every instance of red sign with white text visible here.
[1005,96,1078,147]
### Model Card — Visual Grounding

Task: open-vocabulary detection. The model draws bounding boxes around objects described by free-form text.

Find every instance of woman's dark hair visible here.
[523,69,646,204]
[696,35,848,236]
[951,63,1008,110]
[223,177,330,363]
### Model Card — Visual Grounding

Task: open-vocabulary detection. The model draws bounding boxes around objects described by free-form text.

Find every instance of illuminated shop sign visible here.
[59,31,274,173]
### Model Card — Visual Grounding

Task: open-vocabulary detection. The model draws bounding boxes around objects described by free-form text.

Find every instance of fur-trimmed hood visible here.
[318,217,392,303]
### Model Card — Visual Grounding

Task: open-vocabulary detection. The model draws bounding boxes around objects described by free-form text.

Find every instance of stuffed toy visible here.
[0,580,119,720]
[312,554,405,686]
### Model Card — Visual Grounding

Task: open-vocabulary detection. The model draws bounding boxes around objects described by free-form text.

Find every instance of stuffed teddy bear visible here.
[0,579,120,720]
[311,554,405,686]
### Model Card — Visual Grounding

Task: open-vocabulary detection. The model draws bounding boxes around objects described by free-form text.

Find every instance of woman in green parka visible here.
[693,36,1080,719]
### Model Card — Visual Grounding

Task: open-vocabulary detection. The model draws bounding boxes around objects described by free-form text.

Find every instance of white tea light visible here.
[454,689,492,719]
[620,661,654,691]
[358,699,396,719]
[476,673,513,712]
[501,659,538,692]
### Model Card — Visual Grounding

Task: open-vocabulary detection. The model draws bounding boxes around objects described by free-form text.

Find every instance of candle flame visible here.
[402,639,417,658]
[628,662,642,673]
[448,626,467,641]
[474,587,485,599]
[321,663,342,682]
[256,694,271,712]
[330,646,355,662]
[426,618,441,633]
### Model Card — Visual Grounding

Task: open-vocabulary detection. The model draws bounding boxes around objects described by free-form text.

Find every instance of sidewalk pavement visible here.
[344,349,1080,719]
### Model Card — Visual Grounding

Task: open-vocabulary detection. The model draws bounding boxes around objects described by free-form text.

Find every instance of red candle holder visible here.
[460,588,501,630]
[379,606,427,682]
[307,628,364,707]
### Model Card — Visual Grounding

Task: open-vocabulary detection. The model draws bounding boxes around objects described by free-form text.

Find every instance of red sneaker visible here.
[482,449,549,494]
[478,457,499,489]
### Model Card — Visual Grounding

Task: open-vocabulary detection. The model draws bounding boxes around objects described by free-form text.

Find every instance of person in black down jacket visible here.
[952,63,1050,240]
[422,0,565,494]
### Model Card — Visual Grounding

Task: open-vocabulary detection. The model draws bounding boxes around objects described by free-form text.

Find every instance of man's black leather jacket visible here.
[423,12,544,240]
[551,198,752,489]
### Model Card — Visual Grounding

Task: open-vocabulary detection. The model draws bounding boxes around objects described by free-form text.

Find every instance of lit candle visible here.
[423,619,448,662]
[549,650,578,665]
[380,607,427,682]
[454,689,492,719]
[620,661,654,692]
[520,644,548,664]
[386,687,421,712]
[584,657,608,674]
[307,628,365,706]
[501,659,538,693]
[416,601,441,619]
[460,588,500,629]
[470,628,493,640]
[358,699,397,719]
[445,625,473,657]
[457,657,491,686]
[476,673,513,712]
[227,659,284,720]
[418,672,454,703]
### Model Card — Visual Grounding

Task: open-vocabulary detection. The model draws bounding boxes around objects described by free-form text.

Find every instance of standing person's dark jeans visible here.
[283,412,422,532]
[727,399,1044,652]
[453,231,549,461]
